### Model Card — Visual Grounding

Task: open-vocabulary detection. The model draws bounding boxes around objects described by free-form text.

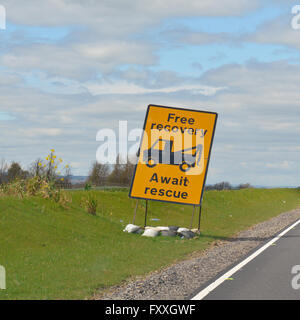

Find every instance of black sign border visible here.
[128,104,218,206]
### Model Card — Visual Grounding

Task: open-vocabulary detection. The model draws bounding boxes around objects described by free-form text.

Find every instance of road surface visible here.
[192,219,300,300]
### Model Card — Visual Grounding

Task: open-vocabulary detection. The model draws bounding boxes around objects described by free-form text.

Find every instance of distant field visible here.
[0,188,299,300]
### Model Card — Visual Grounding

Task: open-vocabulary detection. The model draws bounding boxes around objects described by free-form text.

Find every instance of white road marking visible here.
[191,218,300,300]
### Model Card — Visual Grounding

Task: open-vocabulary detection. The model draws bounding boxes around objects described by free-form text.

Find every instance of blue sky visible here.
[0,0,300,186]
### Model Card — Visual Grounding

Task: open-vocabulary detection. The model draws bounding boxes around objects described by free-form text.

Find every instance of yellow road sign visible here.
[129,104,218,206]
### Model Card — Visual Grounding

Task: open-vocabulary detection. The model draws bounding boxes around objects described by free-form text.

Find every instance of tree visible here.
[237,183,253,189]
[7,162,28,182]
[87,161,109,186]
[205,181,233,191]
[108,155,136,186]
[45,151,57,181]
[0,159,8,184]
[119,160,135,185]
[63,166,72,185]
[29,158,45,178]
[213,181,232,190]
[107,155,123,185]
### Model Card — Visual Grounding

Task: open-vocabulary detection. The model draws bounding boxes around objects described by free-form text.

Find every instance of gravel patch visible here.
[93,207,300,300]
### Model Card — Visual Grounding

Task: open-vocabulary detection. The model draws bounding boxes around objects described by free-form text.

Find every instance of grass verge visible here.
[0,188,299,299]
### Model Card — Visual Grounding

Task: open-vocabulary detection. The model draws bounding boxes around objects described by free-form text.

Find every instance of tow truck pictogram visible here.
[142,138,202,172]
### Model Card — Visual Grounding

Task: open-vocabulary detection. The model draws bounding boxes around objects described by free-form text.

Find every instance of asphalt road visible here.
[194,219,300,300]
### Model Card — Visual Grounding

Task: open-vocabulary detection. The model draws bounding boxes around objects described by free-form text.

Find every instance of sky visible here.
[0,0,300,186]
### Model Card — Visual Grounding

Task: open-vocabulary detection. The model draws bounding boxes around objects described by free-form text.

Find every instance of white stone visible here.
[123,224,141,233]
[145,226,160,231]
[142,228,160,237]
[155,226,170,231]
[177,227,190,233]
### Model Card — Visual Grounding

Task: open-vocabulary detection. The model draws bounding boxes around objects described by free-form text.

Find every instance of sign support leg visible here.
[144,200,148,228]
[132,200,139,224]
[197,204,202,233]
[190,205,196,229]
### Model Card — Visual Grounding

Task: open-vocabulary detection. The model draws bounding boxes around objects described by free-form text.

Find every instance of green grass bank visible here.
[0,188,299,299]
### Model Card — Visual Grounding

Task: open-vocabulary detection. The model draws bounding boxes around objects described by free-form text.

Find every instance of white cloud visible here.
[0,1,300,186]
[0,1,262,82]
[167,30,241,46]
[86,80,225,95]
[0,40,156,80]
[0,72,22,86]
[2,0,260,29]
[247,14,300,51]
[266,161,294,169]
[19,128,63,138]
[1,60,300,181]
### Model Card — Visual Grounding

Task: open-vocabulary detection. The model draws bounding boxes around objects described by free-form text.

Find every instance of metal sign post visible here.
[132,200,139,224]
[197,205,202,233]
[190,205,196,229]
[144,200,148,228]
